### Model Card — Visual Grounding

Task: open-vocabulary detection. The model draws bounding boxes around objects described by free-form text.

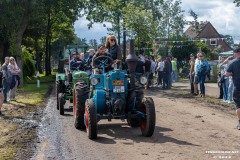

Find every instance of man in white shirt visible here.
[156,58,164,87]
[149,57,156,87]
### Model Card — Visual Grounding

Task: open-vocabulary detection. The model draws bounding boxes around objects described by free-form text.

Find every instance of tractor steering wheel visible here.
[93,55,113,68]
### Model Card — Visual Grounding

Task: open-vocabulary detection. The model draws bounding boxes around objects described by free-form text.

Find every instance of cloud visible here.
[182,0,240,43]
[74,16,111,43]
[74,1,240,44]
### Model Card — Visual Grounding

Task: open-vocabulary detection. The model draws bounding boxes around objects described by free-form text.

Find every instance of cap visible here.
[87,49,95,52]
[233,48,240,53]
[72,51,78,55]
[97,44,105,49]
[145,55,148,58]
[190,54,194,57]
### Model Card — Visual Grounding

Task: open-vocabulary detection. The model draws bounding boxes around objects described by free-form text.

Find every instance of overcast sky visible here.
[74,0,240,44]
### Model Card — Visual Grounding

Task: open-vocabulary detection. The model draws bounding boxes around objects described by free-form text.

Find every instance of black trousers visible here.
[219,82,223,98]
[190,75,194,94]
[157,71,163,85]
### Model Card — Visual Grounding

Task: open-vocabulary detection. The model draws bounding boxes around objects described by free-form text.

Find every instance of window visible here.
[210,39,217,45]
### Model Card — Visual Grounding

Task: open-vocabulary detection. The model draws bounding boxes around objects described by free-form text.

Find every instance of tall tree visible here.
[234,0,240,6]
[0,0,31,86]
[189,9,198,22]
[123,4,158,53]
[100,36,107,45]
[88,39,98,50]
[42,0,84,75]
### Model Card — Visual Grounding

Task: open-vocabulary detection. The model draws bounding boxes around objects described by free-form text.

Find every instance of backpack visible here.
[197,61,211,75]
[200,61,210,75]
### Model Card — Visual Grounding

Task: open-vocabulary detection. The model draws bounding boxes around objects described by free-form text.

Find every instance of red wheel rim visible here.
[73,89,76,118]
[85,108,89,135]
[140,105,146,129]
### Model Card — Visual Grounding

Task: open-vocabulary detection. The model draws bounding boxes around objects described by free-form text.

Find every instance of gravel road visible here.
[31,87,240,160]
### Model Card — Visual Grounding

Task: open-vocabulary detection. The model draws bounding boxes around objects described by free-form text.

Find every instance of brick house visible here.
[184,21,232,52]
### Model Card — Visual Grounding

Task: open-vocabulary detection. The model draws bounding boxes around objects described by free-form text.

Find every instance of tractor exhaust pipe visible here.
[126,39,138,109]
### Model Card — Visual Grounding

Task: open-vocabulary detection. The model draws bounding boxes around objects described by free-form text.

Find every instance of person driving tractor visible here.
[92,44,112,74]
[70,51,86,72]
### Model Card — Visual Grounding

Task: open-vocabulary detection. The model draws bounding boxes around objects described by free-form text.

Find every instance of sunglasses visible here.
[110,39,116,42]
[199,56,203,57]
[10,59,15,61]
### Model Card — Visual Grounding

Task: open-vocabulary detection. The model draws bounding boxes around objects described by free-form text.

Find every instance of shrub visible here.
[23,48,35,77]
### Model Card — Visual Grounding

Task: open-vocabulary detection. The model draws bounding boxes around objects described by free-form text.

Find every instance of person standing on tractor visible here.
[105,35,122,68]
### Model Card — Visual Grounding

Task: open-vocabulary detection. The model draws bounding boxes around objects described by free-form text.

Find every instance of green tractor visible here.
[55,45,90,131]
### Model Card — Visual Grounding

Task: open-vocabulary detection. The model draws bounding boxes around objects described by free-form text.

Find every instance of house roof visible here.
[184,21,232,52]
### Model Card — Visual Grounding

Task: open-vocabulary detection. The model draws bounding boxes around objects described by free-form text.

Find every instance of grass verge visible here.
[0,74,55,160]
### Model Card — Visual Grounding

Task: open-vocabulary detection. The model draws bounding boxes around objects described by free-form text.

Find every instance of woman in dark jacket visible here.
[105,35,122,68]
[162,57,172,89]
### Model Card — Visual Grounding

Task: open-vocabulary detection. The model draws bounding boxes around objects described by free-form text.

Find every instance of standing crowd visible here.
[189,49,240,130]
[68,34,179,91]
[0,57,21,115]
[135,55,178,90]
[217,56,235,104]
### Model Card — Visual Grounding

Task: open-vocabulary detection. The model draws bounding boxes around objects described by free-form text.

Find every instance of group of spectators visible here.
[0,57,21,115]
[217,56,235,104]
[135,55,178,90]
[189,52,211,97]
[69,35,122,74]
[188,48,240,130]
[225,48,240,130]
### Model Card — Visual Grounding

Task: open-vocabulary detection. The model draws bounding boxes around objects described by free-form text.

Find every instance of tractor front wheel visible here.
[85,99,97,139]
[74,81,89,129]
[140,97,156,137]
[56,81,60,110]
[59,93,65,115]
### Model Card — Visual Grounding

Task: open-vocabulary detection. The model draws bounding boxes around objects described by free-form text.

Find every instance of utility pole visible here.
[123,0,126,62]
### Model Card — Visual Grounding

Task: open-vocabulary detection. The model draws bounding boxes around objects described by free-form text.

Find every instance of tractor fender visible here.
[56,73,65,81]
[93,90,106,114]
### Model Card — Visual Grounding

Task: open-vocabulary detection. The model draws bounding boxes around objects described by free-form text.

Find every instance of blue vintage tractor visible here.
[84,53,156,139]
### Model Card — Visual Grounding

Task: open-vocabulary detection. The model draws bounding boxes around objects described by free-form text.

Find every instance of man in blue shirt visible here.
[1,57,10,103]
[70,52,81,72]
[226,48,240,130]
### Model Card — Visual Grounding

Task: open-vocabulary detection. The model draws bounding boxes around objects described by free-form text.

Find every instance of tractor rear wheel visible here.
[140,97,156,137]
[74,81,89,129]
[85,99,97,139]
[59,93,65,115]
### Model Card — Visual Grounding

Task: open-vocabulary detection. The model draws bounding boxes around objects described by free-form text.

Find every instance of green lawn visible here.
[17,73,56,105]
[17,83,50,105]
[24,73,56,84]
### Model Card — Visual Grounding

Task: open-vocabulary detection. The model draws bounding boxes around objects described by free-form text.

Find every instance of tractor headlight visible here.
[90,78,99,85]
[140,76,147,84]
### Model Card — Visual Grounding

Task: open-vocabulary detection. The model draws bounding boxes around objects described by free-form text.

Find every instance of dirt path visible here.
[31,87,240,160]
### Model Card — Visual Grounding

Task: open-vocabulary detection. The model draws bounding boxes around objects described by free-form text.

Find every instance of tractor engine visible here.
[112,98,126,115]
